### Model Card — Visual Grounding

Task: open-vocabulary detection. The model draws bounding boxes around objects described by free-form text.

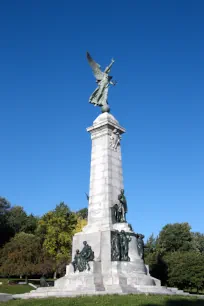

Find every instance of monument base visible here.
[12,231,191,299]
[53,228,161,293]
[17,260,167,299]
[13,268,191,299]
[55,261,158,292]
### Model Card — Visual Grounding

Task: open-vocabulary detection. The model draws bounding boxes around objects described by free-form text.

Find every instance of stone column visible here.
[84,112,125,233]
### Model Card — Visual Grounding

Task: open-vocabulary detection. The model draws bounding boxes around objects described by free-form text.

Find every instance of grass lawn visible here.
[0,295,204,306]
[0,279,32,294]
[0,284,32,294]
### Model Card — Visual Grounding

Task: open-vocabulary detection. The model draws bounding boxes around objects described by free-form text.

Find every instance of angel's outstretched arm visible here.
[105,59,115,73]
[110,80,117,86]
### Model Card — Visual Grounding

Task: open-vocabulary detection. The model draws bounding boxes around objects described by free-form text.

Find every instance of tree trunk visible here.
[53,271,57,279]
[25,276,28,284]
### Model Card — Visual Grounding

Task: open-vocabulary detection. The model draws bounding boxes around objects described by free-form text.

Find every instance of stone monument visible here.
[17,53,188,298]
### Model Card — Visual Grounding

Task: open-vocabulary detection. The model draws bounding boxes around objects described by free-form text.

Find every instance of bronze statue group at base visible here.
[136,233,145,260]
[111,230,131,261]
[72,241,94,273]
[111,231,145,262]
[72,186,145,270]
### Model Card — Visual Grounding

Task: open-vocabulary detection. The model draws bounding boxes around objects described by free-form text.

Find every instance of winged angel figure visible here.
[86,52,116,112]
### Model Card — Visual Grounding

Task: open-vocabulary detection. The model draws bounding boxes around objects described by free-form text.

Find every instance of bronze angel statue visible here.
[86,52,116,113]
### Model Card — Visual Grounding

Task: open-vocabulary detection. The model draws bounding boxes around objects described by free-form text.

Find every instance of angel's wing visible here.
[86,52,104,80]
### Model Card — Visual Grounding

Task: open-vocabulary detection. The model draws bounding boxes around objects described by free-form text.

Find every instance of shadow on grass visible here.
[164,299,204,306]
[127,295,204,306]
[139,300,204,306]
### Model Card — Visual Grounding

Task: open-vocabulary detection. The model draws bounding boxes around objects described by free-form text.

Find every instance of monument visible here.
[16,53,188,298]
[54,52,160,293]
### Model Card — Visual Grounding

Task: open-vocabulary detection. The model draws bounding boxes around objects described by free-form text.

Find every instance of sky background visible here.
[0,0,203,239]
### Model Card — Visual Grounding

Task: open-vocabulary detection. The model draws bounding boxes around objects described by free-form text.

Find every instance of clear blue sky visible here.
[0,1,203,239]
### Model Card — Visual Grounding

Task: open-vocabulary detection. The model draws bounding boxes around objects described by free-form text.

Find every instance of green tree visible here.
[73,217,87,235]
[165,251,204,291]
[145,224,204,291]
[0,197,13,247]
[76,208,88,219]
[147,253,168,286]
[7,206,27,234]
[157,223,193,254]
[191,232,204,254]
[145,234,157,255]
[0,197,10,214]
[144,234,168,286]
[7,205,39,235]
[0,232,43,278]
[37,202,77,278]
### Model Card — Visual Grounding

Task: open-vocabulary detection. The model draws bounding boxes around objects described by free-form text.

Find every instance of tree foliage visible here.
[145,234,157,254]
[0,197,10,213]
[0,200,39,248]
[191,232,204,254]
[0,232,42,277]
[7,206,38,235]
[0,197,12,247]
[37,202,77,274]
[0,196,88,278]
[73,217,87,235]
[165,251,204,291]
[7,206,28,234]
[76,208,88,219]
[145,223,204,290]
[157,222,193,254]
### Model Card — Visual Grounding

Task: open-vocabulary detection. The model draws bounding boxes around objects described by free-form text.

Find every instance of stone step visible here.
[0,293,13,302]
